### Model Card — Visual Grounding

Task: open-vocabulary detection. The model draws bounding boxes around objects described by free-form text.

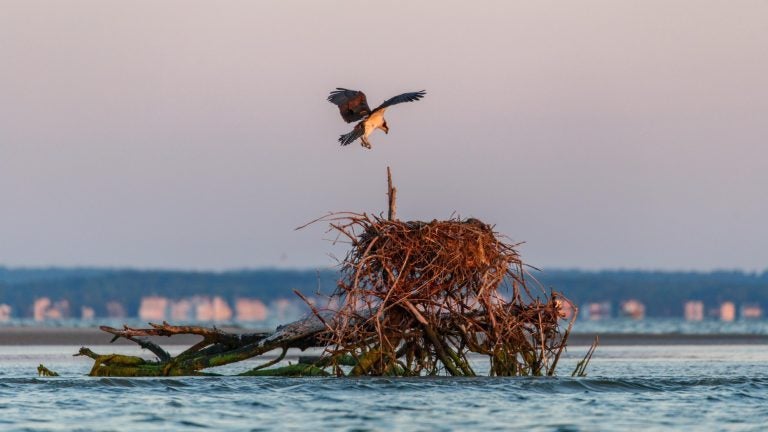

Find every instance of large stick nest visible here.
[313,213,575,376]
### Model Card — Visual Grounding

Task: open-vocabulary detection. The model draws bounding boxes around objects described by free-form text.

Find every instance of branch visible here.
[100,323,269,348]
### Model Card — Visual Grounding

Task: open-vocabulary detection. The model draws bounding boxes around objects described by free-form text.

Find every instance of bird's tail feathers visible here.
[339,129,362,146]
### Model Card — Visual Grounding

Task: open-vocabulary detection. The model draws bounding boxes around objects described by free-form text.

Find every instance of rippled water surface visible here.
[1,345,767,431]
[6,317,768,335]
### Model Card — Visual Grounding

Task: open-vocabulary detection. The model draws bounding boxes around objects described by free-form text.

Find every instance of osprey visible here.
[328,88,426,149]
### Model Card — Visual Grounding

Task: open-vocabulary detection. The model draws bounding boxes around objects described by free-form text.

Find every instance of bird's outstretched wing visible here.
[328,88,371,123]
[375,90,426,111]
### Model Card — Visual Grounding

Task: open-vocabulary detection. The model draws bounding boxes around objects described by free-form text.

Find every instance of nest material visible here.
[316,213,576,376]
[72,167,592,378]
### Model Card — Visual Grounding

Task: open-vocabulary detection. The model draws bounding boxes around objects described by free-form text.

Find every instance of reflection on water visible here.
[3,317,768,335]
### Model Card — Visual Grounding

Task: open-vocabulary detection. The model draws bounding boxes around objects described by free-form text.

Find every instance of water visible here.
[1,344,767,431]
[573,318,768,335]
[5,317,768,335]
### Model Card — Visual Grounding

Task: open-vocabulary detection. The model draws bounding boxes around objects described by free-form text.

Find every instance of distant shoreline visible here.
[568,333,768,346]
[1,327,767,346]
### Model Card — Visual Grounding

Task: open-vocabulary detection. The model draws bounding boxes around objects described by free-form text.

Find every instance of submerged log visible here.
[77,313,332,376]
[37,364,59,377]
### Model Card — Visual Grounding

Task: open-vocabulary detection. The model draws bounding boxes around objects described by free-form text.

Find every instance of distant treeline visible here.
[0,268,338,318]
[0,267,766,318]
[535,270,768,317]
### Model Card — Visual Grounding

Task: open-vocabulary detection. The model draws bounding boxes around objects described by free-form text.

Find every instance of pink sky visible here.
[1,1,767,270]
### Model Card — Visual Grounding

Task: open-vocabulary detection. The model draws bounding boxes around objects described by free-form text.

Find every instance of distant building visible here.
[211,296,232,321]
[138,296,169,321]
[81,306,95,320]
[586,302,612,320]
[684,301,704,321]
[170,299,193,321]
[52,299,69,319]
[720,301,736,322]
[194,296,233,321]
[270,298,302,322]
[33,298,52,321]
[740,303,763,320]
[235,298,269,321]
[106,301,127,318]
[33,297,70,321]
[0,304,11,321]
[620,299,645,320]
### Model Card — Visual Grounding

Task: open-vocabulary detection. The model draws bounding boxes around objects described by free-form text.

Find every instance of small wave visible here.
[178,419,209,428]
[136,414,166,423]
[521,375,768,394]
[247,400,274,408]
[254,375,768,395]
[5,374,768,394]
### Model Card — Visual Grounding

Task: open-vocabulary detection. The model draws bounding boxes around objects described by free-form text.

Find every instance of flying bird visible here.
[328,88,426,149]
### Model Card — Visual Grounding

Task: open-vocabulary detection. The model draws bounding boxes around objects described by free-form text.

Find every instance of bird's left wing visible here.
[328,88,371,123]
[374,90,426,111]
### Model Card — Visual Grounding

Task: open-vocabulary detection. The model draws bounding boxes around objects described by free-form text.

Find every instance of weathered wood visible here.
[37,364,59,377]
[83,312,334,376]
[100,323,270,347]
[387,166,397,221]
[101,329,171,362]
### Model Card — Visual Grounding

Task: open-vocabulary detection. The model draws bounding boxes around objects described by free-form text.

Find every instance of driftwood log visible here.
[75,313,333,376]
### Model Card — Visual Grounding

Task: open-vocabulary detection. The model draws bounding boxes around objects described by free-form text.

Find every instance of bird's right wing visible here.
[375,90,426,111]
[328,88,371,123]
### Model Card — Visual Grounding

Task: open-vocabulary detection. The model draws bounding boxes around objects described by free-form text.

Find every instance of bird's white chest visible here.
[364,111,386,135]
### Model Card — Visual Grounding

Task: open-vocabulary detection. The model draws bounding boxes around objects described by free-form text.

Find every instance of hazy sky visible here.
[1,1,767,271]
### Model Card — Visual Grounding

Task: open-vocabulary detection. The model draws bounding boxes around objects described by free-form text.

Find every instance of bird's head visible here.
[382,121,389,134]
